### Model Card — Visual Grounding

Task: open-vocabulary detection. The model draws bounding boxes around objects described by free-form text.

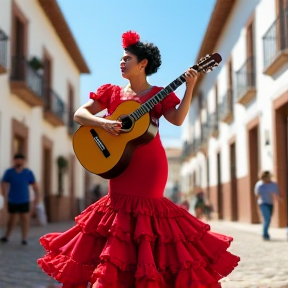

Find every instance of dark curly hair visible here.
[125,42,161,76]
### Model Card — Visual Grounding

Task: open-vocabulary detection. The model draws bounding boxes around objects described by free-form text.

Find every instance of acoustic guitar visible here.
[73,53,222,179]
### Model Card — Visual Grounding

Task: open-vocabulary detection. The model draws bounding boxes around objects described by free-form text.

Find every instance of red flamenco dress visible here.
[38,85,240,288]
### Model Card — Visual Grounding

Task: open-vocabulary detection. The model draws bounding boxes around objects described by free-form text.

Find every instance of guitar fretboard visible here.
[129,74,188,121]
[128,53,221,121]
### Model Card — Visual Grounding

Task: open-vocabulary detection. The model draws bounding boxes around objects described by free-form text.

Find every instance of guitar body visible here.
[73,100,158,179]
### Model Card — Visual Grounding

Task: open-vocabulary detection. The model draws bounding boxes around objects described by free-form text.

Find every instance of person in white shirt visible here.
[254,171,282,240]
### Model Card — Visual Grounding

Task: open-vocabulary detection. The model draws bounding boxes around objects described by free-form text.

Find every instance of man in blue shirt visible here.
[0,153,39,245]
[254,171,282,241]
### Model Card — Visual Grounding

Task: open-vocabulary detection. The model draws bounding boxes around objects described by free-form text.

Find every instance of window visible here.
[43,54,52,104]
[11,3,27,80]
[68,84,74,128]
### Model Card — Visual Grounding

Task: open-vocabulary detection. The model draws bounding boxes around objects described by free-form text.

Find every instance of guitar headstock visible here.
[194,53,222,73]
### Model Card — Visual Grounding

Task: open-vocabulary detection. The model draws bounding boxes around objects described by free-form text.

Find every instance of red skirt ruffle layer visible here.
[38,193,240,288]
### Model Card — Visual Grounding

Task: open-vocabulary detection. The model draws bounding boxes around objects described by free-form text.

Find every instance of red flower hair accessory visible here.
[122,31,140,48]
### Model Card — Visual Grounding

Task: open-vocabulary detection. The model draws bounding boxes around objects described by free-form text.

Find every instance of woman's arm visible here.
[74,100,122,135]
[163,68,198,126]
[74,99,106,127]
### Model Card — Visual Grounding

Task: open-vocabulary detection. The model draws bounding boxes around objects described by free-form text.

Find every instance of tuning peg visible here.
[202,67,213,73]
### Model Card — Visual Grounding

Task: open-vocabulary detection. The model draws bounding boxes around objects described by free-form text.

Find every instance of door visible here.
[217,152,223,219]
[230,143,238,221]
[249,126,260,223]
[43,147,52,222]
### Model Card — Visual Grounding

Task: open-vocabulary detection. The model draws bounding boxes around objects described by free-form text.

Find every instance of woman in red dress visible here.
[38,31,240,288]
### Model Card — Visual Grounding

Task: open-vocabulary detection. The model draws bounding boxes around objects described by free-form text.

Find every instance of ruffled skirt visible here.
[37,192,240,288]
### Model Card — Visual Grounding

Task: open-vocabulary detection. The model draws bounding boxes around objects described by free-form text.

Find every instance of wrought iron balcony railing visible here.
[263,8,288,70]
[236,56,256,102]
[220,88,234,122]
[10,56,43,98]
[68,121,79,135]
[182,140,196,158]
[194,137,201,152]
[182,141,189,158]
[201,122,209,145]
[67,111,79,135]
[44,89,65,122]
[0,29,8,71]
[208,111,219,136]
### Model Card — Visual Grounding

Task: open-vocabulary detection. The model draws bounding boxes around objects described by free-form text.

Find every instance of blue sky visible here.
[57,0,216,148]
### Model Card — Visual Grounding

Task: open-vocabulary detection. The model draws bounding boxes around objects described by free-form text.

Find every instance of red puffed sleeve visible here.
[161,91,181,114]
[89,84,113,108]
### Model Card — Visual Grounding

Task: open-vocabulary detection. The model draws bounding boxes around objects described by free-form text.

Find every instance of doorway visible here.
[230,142,238,221]
[217,152,223,219]
[248,125,260,223]
[42,137,52,222]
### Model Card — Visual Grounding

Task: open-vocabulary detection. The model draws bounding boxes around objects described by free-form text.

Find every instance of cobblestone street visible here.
[210,221,288,288]
[0,222,72,288]
[0,220,287,288]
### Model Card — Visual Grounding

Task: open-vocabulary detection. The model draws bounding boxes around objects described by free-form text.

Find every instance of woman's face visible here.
[120,51,144,79]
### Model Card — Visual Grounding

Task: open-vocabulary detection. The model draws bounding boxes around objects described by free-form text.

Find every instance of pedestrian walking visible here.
[194,187,206,220]
[254,171,282,241]
[0,153,39,245]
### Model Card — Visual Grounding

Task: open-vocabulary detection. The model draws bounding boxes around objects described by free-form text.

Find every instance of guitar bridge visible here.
[90,129,110,158]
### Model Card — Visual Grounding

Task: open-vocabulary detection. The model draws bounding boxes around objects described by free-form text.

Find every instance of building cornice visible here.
[38,0,90,74]
[194,0,237,95]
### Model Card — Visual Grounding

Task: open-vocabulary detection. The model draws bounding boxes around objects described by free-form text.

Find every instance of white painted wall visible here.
[0,0,85,201]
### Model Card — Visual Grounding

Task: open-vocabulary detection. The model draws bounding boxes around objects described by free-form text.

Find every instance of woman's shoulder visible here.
[97,84,121,93]
[90,84,121,100]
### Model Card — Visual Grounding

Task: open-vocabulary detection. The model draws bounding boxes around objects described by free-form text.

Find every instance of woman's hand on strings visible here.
[102,120,122,136]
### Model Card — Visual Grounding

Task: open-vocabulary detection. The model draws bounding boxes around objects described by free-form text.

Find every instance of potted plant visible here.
[29,56,43,71]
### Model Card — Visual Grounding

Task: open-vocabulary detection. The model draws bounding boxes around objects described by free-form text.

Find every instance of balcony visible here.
[10,56,44,107]
[67,107,80,136]
[194,137,201,153]
[263,8,288,76]
[236,56,256,105]
[220,89,234,123]
[182,140,197,160]
[200,122,209,152]
[182,141,189,159]
[0,29,8,74]
[67,120,79,137]
[44,89,65,126]
[208,112,219,138]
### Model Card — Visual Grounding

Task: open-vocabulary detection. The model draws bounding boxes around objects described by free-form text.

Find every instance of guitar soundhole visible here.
[121,116,133,130]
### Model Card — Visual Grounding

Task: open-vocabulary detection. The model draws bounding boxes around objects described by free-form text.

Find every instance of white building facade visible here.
[0,0,90,223]
[181,0,288,227]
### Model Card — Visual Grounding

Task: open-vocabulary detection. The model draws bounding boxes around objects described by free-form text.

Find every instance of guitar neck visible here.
[130,64,198,121]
